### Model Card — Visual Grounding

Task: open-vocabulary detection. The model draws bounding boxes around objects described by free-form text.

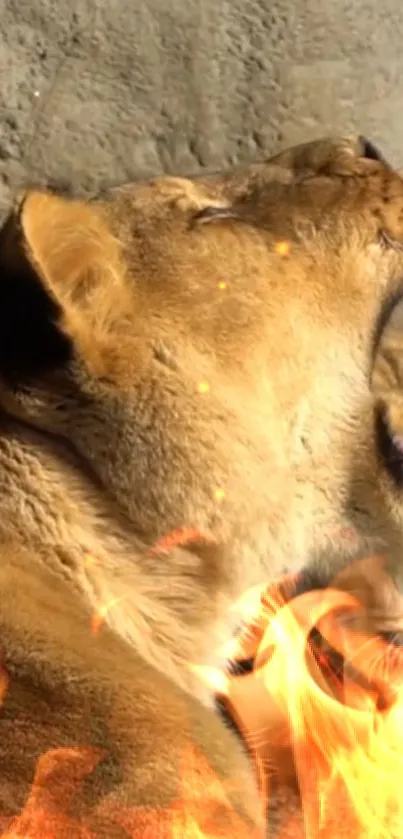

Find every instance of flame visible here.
[0,661,9,707]
[150,527,217,556]
[1,746,104,838]
[214,560,403,838]
[97,744,264,838]
[3,555,403,837]
[0,745,261,839]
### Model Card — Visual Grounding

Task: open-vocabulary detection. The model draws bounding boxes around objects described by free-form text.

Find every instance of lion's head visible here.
[1,135,403,693]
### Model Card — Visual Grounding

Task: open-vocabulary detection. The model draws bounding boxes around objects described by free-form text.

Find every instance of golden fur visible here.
[1,135,403,832]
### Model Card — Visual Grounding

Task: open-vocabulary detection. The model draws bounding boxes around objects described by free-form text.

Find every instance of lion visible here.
[1,135,403,834]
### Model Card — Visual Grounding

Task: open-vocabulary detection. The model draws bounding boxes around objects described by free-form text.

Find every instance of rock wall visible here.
[1,0,402,216]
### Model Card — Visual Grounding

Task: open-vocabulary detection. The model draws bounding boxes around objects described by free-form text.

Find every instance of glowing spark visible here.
[197,382,210,394]
[214,488,225,502]
[218,281,227,290]
[91,596,124,635]
[83,552,97,568]
[274,240,291,256]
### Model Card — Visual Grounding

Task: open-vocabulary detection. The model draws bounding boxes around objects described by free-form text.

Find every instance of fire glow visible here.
[2,559,403,837]
[218,567,403,838]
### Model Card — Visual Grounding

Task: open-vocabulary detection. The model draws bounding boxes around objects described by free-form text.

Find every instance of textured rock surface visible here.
[1,0,403,219]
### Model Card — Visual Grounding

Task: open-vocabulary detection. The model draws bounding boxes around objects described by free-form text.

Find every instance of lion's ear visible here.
[0,191,121,382]
[20,191,120,308]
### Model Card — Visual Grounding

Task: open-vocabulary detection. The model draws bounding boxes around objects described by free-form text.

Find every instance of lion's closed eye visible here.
[191,205,241,226]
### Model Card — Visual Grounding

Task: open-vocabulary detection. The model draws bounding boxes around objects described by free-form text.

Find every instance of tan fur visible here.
[1,136,403,832]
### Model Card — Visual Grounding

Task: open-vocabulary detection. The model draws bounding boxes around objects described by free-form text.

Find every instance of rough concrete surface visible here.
[2,0,403,221]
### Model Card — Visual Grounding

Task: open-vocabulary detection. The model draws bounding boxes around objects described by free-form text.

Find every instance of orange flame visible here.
[97,744,264,838]
[214,560,403,838]
[150,527,217,556]
[0,661,9,707]
[1,746,103,838]
[3,556,403,837]
[0,745,261,838]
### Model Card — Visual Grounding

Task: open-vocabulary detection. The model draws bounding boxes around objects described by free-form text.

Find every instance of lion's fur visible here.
[1,135,403,831]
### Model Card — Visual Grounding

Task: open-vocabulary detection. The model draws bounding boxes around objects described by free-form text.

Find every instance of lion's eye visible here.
[192,206,239,226]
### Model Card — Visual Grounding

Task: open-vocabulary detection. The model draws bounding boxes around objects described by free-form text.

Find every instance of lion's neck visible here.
[0,419,233,704]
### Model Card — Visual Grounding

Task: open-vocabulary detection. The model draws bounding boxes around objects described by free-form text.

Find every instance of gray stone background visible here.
[2,0,403,222]
[3,0,403,328]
